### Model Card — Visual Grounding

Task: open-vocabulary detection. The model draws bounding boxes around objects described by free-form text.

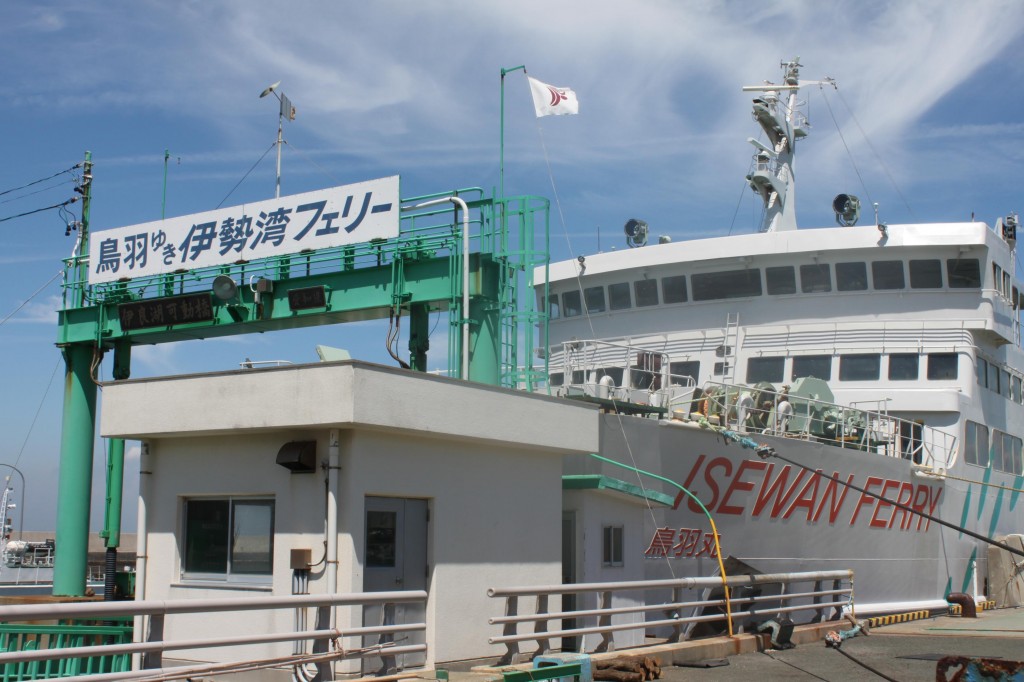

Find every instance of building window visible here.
[800,264,832,293]
[889,354,919,381]
[836,262,868,291]
[927,354,958,380]
[366,510,397,567]
[872,261,905,290]
[692,269,762,301]
[662,275,688,304]
[766,266,797,295]
[747,357,785,383]
[839,354,880,381]
[549,372,564,387]
[602,526,624,567]
[584,286,606,314]
[792,355,832,381]
[608,282,631,310]
[669,361,700,385]
[183,497,274,581]
[964,421,989,468]
[909,259,943,288]
[947,258,981,288]
[562,290,582,317]
[634,279,659,307]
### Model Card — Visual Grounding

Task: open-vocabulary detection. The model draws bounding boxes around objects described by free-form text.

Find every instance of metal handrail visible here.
[487,570,852,664]
[0,590,428,680]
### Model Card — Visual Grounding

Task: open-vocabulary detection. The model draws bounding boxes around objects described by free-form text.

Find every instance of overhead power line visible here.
[0,163,81,198]
[0,198,77,225]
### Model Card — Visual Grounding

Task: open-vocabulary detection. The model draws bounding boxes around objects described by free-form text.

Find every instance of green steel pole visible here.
[468,296,500,385]
[499,65,525,203]
[102,438,125,549]
[54,343,98,596]
[55,150,97,597]
[162,149,169,220]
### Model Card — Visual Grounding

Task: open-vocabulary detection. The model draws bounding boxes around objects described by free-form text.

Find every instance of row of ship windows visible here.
[549,258,982,318]
[964,421,1023,474]
[976,358,1024,404]
[549,352,961,388]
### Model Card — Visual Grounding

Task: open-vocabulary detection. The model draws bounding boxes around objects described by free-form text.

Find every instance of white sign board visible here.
[88,176,400,284]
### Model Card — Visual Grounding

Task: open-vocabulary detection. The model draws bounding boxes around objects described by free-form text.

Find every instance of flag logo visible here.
[528,76,579,117]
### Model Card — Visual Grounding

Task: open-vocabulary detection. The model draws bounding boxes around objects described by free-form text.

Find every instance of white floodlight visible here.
[259,81,281,98]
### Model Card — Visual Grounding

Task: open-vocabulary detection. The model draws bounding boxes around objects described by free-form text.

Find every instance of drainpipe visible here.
[326,430,340,618]
[401,197,470,379]
[133,442,151,671]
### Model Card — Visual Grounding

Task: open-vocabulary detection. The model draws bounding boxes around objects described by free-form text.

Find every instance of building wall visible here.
[564,490,646,649]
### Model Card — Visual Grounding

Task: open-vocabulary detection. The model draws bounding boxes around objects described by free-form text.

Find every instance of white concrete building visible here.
[101,360,606,673]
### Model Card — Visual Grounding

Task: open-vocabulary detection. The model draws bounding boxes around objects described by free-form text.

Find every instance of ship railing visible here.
[692,380,957,470]
[0,590,427,682]
[554,340,696,409]
[486,569,852,665]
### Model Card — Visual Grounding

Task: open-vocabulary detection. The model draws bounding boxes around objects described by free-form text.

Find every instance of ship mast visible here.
[742,59,832,233]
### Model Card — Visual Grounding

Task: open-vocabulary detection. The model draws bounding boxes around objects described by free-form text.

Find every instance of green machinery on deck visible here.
[54,165,550,595]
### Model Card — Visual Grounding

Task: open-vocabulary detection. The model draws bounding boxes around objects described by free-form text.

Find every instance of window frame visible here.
[839,354,881,381]
[181,496,275,584]
[602,525,624,567]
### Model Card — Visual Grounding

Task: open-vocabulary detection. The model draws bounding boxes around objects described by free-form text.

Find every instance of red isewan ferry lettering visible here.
[675,455,941,532]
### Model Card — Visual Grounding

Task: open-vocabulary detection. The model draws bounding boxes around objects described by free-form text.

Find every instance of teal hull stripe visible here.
[978,463,993,520]
[1011,475,1024,511]
[959,486,972,539]
[988,488,1005,538]
[961,547,977,594]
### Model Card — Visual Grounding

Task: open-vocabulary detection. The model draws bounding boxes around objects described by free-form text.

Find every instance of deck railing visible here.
[487,570,852,665]
[0,590,426,682]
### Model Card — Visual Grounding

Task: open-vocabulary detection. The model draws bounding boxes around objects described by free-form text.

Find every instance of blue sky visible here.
[1,1,1023,532]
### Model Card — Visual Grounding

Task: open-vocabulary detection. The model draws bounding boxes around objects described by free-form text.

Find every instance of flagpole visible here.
[500,65,525,202]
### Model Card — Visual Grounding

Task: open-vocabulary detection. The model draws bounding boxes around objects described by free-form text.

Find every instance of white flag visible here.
[528,76,579,117]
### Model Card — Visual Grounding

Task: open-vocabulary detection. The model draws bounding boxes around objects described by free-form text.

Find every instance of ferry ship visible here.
[545,59,1024,615]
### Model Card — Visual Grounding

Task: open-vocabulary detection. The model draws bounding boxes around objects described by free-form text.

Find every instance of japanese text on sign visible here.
[644,527,721,559]
[89,176,399,284]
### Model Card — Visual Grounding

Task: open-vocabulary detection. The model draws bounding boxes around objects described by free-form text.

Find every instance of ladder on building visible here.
[719,313,740,382]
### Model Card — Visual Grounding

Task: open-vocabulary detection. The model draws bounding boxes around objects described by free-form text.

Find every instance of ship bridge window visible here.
[562,290,582,317]
[839,354,880,381]
[964,421,989,468]
[747,357,785,383]
[836,262,868,291]
[988,362,1000,393]
[584,286,606,314]
[669,360,700,385]
[547,294,560,319]
[992,430,1023,474]
[1014,376,1022,404]
[608,282,631,310]
[692,269,763,301]
[634,279,659,307]
[927,353,958,380]
[800,264,832,293]
[872,261,905,290]
[888,354,919,381]
[1002,370,1012,398]
[662,275,688,304]
[947,258,981,288]
[976,358,988,388]
[792,355,832,381]
[766,266,797,295]
[183,497,274,582]
[910,259,943,288]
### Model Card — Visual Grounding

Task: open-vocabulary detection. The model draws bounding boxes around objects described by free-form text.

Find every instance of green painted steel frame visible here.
[53,184,550,596]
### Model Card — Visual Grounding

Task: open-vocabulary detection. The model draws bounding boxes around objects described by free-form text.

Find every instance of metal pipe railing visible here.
[487,570,851,664]
[0,590,428,679]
